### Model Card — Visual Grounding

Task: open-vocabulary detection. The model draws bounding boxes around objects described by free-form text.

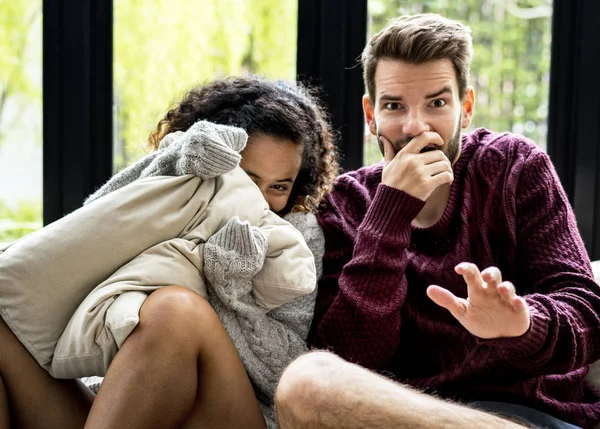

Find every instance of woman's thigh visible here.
[0,316,94,429]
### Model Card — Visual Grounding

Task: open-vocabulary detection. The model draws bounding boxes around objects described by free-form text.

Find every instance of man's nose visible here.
[402,110,430,136]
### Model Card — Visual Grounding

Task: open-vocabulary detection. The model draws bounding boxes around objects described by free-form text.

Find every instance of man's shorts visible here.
[470,401,582,429]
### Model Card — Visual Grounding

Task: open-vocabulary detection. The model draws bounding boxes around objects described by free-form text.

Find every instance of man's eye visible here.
[384,102,402,110]
[430,99,447,107]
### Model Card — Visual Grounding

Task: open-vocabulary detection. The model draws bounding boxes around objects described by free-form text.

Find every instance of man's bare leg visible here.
[86,286,266,429]
[275,351,530,429]
[0,315,94,429]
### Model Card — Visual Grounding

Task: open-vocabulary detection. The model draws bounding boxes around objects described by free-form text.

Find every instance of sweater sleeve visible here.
[485,149,600,374]
[203,215,317,395]
[310,175,425,370]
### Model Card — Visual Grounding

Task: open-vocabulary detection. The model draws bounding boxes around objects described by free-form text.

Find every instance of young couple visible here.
[1,13,599,429]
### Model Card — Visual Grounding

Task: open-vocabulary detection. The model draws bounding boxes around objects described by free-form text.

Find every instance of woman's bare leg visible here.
[86,286,266,429]
[0,316,94,429]
[0,375,10,429]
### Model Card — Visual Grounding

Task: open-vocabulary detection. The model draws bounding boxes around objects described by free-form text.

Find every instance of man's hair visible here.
[148,75,339,214]
[361,13,473,102]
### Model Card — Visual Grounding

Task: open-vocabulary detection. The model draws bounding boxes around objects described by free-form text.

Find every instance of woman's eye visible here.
[272,185,288,192]
[430,99,447,108]
[384,102,402,110]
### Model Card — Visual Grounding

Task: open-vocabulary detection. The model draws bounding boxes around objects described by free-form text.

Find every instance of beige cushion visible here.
[0,170,316,378]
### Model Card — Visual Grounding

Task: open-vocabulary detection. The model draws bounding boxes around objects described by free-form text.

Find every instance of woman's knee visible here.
[133,286,220,348]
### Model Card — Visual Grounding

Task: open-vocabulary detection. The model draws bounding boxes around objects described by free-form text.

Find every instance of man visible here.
[274,13,600,429]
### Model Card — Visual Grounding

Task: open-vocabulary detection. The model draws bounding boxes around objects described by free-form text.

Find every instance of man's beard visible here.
[376,114,463,165]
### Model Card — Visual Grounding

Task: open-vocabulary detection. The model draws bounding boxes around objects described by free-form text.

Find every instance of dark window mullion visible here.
[43,0,113,224]
[297,0,367,172]
[548,0,600,259]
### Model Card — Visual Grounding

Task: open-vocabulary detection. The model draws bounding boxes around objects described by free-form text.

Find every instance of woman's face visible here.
[240,133,303,213]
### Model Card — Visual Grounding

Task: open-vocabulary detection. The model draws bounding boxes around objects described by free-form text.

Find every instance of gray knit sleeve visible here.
[203,216,268,306]
[84,121,248,205]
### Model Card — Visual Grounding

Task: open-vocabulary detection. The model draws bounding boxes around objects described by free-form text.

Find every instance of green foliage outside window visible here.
[0,0,42,243]
[0,0,297,242]
[0,198,42,243]
[113,0,298,170]
[0,0,41,149]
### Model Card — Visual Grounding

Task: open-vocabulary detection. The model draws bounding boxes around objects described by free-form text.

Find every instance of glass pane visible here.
[364,0,553,165]
[0,0,43,244]
[113,0,298,171]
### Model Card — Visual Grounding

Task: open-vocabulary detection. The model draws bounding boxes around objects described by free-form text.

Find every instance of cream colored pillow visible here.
[0,170,316,378]
[0,175,206,372]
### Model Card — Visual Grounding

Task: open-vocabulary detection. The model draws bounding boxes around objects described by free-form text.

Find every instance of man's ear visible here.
[461,86,475,129]
[363,95,377,136]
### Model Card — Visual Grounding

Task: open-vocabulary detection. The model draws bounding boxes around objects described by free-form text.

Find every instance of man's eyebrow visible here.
[379,94,403,102]
[378,86,452,102]
[245,170,293,183]
[425,86,452,99]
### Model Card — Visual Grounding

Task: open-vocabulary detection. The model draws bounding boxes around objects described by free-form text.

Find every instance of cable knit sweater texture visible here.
[204,212,323,428]
[310,128,600,428]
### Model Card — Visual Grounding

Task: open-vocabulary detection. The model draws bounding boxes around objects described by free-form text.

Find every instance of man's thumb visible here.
[379,134,395,164]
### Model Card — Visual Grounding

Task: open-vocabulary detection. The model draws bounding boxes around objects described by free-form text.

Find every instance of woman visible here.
[0,75,339,429]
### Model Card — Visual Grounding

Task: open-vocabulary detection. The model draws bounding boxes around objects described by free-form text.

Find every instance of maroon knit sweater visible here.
[310,129,600,428]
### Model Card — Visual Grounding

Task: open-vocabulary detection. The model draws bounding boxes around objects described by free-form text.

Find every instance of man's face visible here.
[363,59,474,165]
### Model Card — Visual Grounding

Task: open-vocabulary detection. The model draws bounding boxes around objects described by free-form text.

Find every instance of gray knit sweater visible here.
[204,213,322,428]
[83,121,321,428]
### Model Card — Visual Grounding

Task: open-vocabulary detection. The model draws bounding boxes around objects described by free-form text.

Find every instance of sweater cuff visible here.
[360,184,425,239]
[476,301,549,359]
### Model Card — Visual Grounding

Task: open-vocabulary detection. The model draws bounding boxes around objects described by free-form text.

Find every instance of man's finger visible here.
[379,134,396,164]
[427,285,467,320]
[511,296,529,314]
[456,262,487,296]
[481,267,502,289]
[497,281,517,304]
[423,160,454,178]
[402,131,444,154]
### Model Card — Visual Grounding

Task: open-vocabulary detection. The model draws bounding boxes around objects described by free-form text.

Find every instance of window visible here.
[112,0,298,171]
[0,0,43,243]
[364,0,553,165]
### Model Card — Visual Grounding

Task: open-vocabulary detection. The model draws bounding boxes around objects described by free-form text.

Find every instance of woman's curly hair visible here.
[148,75,340,214]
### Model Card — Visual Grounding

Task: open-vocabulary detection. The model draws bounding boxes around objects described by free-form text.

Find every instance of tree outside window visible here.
[113,0,298,171]
[0,0,43,243]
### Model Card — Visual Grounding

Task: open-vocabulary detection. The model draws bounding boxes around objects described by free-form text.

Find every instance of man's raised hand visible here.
[426,263,531,339]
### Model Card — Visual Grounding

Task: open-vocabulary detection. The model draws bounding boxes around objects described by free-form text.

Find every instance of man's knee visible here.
[275,351,345,423]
